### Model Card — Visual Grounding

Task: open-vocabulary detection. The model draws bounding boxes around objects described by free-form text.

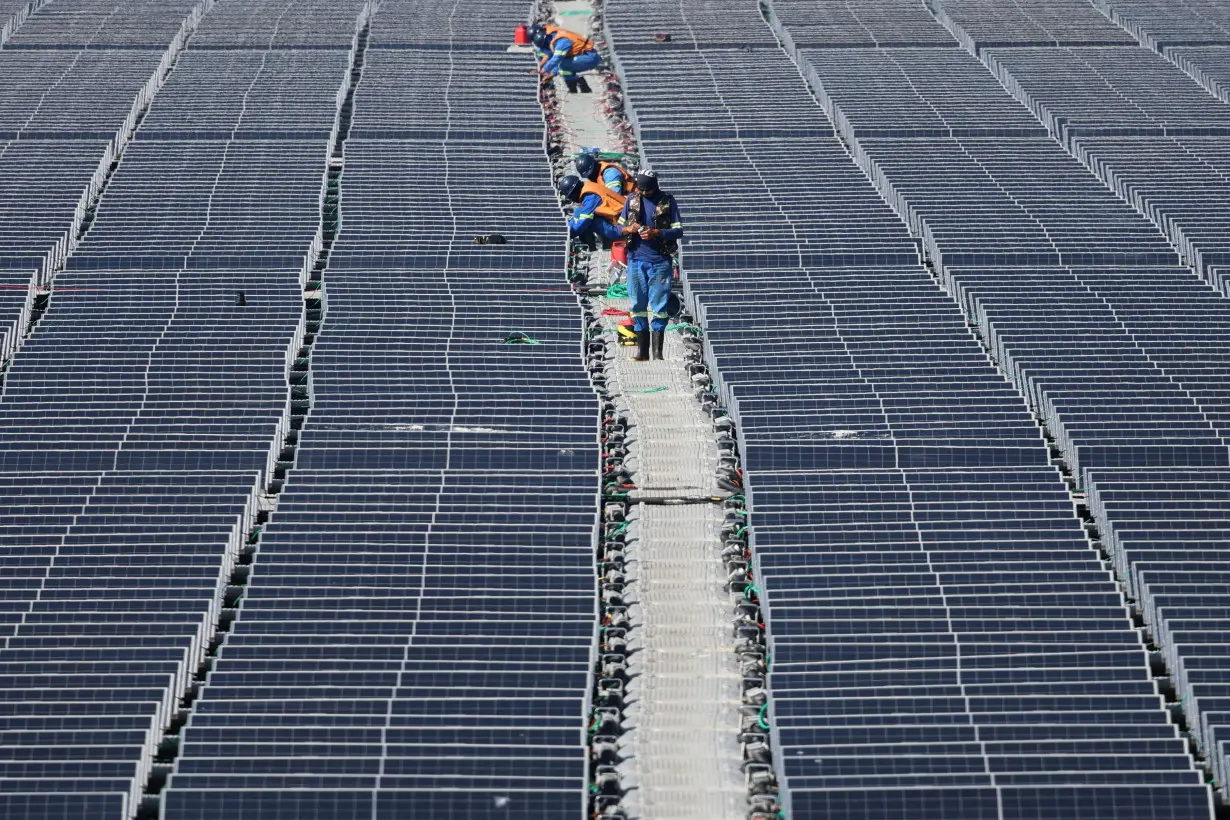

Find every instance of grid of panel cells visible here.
[157,1,596,819]
[0,0,364,817]
[750,0,1230,813]
[4,0,1230,817]
[606,0,1214,816]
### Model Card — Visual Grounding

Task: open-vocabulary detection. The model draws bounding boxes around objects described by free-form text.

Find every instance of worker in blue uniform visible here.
[575,151,635,196]
[557,174,624,243]
[617,170,683,361]
[531,23,599,93]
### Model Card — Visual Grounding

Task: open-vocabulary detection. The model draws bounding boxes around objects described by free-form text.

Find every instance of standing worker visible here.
[557,174,625,243]
[575,150,636,196]
[531,23,600,93]
[618,169,683,361]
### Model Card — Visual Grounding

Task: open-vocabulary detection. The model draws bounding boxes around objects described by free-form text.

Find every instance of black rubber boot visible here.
[564,77,580,93]
[575,75,592,93]
[633,330,650,361]
[650,331,665,360]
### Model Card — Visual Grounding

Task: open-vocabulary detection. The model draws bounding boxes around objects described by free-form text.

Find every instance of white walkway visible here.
[549,3,748,815]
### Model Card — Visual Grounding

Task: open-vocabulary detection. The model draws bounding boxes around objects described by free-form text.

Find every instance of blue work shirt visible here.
[541,37,575,76]
[601,166,626,193]
[568,192,623,241]
[618,193,683,265]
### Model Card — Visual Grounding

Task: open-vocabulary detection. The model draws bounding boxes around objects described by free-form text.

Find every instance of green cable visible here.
[757,701,770,730]
[610,521,629,536]
[503,331,542,345]
[744,584,759,600]
[605,282,628,298]
[628,386,668,394]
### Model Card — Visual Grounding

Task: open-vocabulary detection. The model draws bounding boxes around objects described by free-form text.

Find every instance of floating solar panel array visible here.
[5,0,203,47]
[0,0,47,47]
[1092,0,1230,51]
[761,0,1230,809]
[1084,468,1230,792]
[0,0,209,371]
[0,469,262,819]
[918,0,1230,289]
[768,0,957,49]
[0,0,364,816]
[925,0,1137,50]
[1166,46,1230,104]
[604,0,776,52]
[605,1,1207,815]
[159,0,597,817]
[940,34,1230,291]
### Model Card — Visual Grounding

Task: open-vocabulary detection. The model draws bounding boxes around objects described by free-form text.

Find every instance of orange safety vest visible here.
[598,160,636,194]
[545,24,593,57]
[581,179,626,221]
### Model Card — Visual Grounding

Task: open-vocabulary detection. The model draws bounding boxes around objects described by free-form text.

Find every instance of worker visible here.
[531,23,599,93]
[575,150,636,196]
[558,174,624,243]
[617,169,683,361]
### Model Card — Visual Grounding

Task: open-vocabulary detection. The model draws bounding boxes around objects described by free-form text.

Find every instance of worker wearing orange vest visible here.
[575,151,636,196]
[531,23,600,93]
[557,174,624,242]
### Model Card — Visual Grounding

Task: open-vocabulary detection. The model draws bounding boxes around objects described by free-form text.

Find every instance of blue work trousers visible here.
[627,258,672,332]
[557,51,601,77]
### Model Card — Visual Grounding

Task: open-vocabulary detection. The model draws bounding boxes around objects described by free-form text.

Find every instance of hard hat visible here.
[574,152,600,181]
[532,27,552,50]
[556,174,584,201]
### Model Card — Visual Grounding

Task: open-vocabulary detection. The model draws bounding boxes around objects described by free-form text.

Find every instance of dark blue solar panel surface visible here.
[749,0,1230,811]
[157,0,594,818]
[2,0,1229,816]
[605,0,1219,815]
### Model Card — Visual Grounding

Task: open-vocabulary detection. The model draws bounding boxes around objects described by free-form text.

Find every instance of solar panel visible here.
[752,0,1230,809]
[159,0,594,815]
[604,0,1211,815]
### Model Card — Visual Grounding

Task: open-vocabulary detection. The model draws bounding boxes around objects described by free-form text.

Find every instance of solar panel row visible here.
[1092,0,1230,51]
[605,0,1210,816]
[0,0,206,372]
[0,0,364,817]
[159,1,597,818]
[917,10,1230,296]
[763,0,1230,811]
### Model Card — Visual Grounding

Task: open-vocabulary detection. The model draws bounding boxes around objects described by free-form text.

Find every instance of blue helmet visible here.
[575,152,600,181]
[557,174,583,202]
[532,27,553,51]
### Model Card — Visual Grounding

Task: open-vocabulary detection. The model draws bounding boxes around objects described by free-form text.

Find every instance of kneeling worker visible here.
[558,174,625,243]
[618,170,683,361]
[575,150,636,196]
[532,24,600,93]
